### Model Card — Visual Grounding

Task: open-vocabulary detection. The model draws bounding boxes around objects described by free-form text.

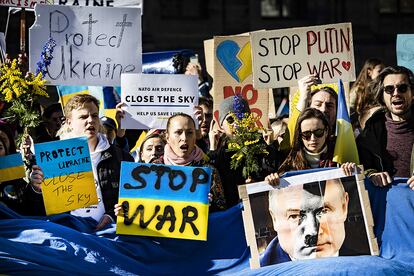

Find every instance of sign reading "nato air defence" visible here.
[34,137,98,215]
[117,162,211,241]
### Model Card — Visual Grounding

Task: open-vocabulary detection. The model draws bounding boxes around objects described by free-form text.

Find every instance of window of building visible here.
[160,0,208,19]
[379,0,414,14]
[260,0,302,18]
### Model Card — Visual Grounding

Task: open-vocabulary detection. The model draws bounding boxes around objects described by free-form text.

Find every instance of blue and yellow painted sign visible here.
[117,162,211,241]
[0,153,26,182]
[34,137,98,215]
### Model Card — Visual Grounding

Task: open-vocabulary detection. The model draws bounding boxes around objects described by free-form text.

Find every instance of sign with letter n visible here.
[250,23,356,88]
[117,162,211,241]
[29,4,142,86]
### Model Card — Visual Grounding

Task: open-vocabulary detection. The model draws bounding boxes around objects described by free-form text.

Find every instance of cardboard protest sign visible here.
[0,153,26,182]
[0,0,51,8]
[29,4,142,86]
[34,137,98,215]
[207,35,269,127]
[239,168,378,269]
[397,34,414,73]
[121,73,199,129]
[250,23,356,88]
[117,162,211,240]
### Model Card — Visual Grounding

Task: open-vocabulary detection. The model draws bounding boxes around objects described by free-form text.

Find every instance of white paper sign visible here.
[29,4,142,86]
[53,0,143,12]
[0,0,51,8]
[121,74,199,129]
[250,22,356,88]
[0,32,6,60]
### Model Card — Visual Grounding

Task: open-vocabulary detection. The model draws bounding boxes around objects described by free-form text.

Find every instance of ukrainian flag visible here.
[333,80,359,164]
[0,153,26,182]
[57,85,89,107]
[57,86,119,120]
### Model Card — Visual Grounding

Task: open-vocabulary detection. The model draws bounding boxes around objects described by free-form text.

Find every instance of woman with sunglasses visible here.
[266,108,355,185]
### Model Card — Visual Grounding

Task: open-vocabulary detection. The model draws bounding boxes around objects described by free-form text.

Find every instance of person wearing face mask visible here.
[265,108,355,186]
[29,94,134,230]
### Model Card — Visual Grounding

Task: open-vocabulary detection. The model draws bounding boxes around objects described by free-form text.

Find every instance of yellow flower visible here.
[228,142,241,150]
[244,139,259,146]
[27,72,48,97]
[3,88,13,102]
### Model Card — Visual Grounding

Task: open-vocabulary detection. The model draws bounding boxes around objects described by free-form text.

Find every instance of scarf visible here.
[304,145,328,169]
[164,144,205,166]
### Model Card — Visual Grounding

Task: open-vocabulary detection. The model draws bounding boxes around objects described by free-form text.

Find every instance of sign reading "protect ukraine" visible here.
[117,162,211,241]
[34,137,98,215]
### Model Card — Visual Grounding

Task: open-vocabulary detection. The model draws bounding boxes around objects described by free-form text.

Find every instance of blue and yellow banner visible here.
[57,85,121,120]
[117,162,211,241]
[34,137,98,215]
[333,79,359,164]
[0,153,26,182]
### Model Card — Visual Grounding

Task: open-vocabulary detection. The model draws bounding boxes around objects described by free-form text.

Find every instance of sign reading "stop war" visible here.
[29,4,142,86]
[250,22,356,88]
[117,162,211,241]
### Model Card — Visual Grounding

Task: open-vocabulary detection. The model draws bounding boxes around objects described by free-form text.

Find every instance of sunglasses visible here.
[383,84,410,94]
[225,116,235,124]
[301,128,326,140]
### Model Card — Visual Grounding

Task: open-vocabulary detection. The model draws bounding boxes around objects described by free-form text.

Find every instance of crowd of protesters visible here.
[0,53,413,231]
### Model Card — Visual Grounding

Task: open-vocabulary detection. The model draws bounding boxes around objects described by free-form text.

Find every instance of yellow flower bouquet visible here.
[0,59,48,141]
[226,108,269,179]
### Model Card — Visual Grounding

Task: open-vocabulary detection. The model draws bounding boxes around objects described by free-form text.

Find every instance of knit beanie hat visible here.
[218,96,250,125]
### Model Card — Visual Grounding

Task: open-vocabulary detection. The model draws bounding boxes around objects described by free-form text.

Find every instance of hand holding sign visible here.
[34,137,98,215]
[29,165,44,193]
[117,162,211,240]
[250,23,356,88]
[29,5,142,86]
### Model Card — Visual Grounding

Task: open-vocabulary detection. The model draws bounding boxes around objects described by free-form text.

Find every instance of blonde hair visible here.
[58,94,103,138]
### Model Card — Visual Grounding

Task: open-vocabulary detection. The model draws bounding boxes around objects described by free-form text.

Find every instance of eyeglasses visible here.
[383,84,410,94]
[225,116,235,124]
[301,128,326,140]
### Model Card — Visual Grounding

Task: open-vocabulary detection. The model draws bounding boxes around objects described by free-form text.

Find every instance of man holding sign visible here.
[31,94,133,230]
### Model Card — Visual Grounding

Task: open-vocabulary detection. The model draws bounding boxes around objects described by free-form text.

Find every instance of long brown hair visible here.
[278,108,330,175]
[352,58,384,91]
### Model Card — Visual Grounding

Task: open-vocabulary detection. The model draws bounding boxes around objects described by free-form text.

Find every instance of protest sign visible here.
[121,73,199,129]
[250,22,356,88]
[34,137,98,215]
[53,0,141,6]
[239,168,377,269]
[207,35,269,127]
[397,34,414,73]
[29,4,142,86]
[53,0,143,12]
[0,0,51,8]
[0,153,26,182]
[117,162,211,240]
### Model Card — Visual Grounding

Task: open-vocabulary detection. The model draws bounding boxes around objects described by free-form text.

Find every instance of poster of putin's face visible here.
[238,168,378,269]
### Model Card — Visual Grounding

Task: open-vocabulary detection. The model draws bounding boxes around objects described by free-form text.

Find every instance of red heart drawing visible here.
[342,61,351,71]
